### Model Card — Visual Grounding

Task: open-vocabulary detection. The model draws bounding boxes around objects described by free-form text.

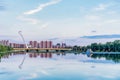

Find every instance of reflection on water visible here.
[91,54,120,63]
[1,52,120,80]
[0,52,68,59]
[1,52,120,63]
[29,53,53,58]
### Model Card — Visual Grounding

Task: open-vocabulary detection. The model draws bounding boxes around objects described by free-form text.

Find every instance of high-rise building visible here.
[9,43,13,48]
[45,41,47,48]
[6,40,9,46]
[0,40,9,46]
[40,41,53,48]
[37,42,40,48]
[0,40,55,48]
[62,43,66,48]
[40,41,44,48]
[34,41,37,48]
[56,43,61,48]
[29,41,33,48]
[47,41,52,48]
[19,44,26,48]
[29,41,38,48]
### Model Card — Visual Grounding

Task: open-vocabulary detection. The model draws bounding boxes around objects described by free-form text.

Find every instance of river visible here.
[0,52,120,80]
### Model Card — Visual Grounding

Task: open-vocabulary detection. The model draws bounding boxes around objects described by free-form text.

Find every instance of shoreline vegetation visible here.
[0,45,13,58]
[0,44,13,52]
[72,40,120,52]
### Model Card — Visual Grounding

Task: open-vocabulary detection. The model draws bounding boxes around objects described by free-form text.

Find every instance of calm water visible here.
[0,52,120,80]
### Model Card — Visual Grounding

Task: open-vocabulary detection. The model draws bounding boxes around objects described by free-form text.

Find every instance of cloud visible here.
[29,73,38,78]
[85,15,101,21]
[24,0,61,15]
[0,1,5,11]
[40,70,50,75]
[94,4,109,11]
[19,73,38,80]
[94,3,112,11]
[114,0,120,3]
[105,19,120,24]
[18,0,61,25]
[81,34,120,39]
[107,11,116,15]
[91,30,97,33]
[0,5,5,10]
[40,23,49,29]
[17,16,39,24]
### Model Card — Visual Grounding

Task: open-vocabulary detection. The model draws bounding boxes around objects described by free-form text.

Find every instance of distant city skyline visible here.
[0,40,67,48]
[0,0,120,43]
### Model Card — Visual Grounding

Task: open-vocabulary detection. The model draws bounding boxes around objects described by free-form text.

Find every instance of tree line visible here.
[0,45,13,52]
[72,40,120,52]
[0,45,13,61]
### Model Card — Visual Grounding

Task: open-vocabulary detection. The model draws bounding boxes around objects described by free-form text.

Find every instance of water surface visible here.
[0,52,120,80]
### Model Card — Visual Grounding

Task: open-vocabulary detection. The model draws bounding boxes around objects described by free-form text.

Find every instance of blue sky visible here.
[0,0,120,41]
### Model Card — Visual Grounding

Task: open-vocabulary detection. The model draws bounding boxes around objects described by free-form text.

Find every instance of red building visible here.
[40,41,53,48]
[0,40,9,46]
[29,41,33,48]
[34,41,37,48]
[29,41,38,48]
[40,41,44,48]
[45,41,47,48]
[47,41,52,48]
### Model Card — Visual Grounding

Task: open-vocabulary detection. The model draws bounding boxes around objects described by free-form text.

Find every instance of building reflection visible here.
[0,52,67,59]
[29,53,52,58]
[2,52,120,63]
[28,52,67,58]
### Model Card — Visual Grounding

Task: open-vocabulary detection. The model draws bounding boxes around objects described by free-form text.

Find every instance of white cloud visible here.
[85,15,101,21]
[20,73,38,80]
[105,19,120,24]
[17,16,40,24]
[94,4,108,11]
[17,0,61,25]
[94,3,112,11]
[91,30,97,33]
[40,23,49,29]
[107,11,116,14]
[24,0,61,15]
[29,73,38,78]
[40,70,50,75]
[95,4,107,11]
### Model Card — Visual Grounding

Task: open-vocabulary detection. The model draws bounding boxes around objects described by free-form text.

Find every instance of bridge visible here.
[13,48,72,52]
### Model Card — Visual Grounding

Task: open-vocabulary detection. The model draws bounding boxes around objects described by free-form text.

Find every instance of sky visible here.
[0,0,120,41]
